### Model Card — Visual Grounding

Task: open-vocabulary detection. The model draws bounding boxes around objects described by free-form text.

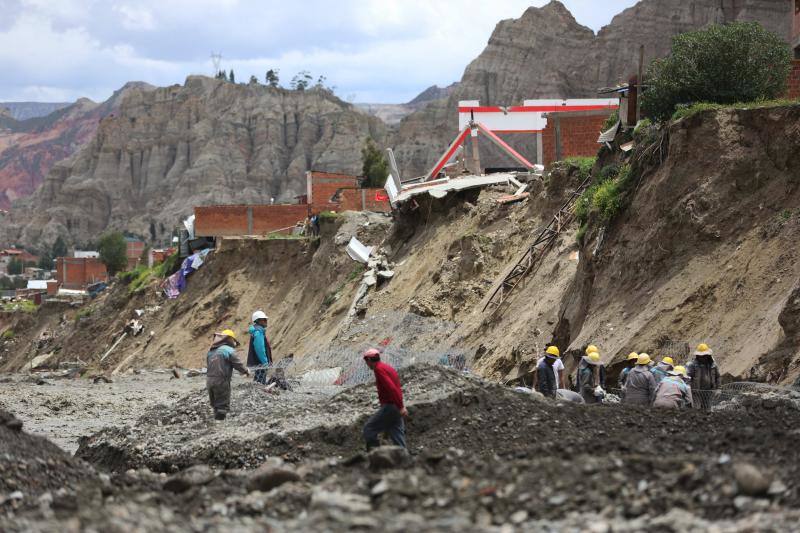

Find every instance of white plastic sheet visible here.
[346,237,373,264]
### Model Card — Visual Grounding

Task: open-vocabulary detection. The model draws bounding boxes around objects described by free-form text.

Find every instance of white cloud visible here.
[114,4,156,31]
[0,0,640,103]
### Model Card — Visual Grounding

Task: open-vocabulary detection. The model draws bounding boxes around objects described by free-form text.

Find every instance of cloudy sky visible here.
[0,0,639,104]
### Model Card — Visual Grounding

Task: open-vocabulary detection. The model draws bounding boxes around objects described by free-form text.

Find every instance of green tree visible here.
[229,69,236,83]
[641,22,792,121]
[266,69,280,87]
[361,138,389,188]
[51,235,67,259]
[98,231,128,275]
[249,74,258,84]
[38,253,53,271]
[290,71,312,91]
[7,258,23,275]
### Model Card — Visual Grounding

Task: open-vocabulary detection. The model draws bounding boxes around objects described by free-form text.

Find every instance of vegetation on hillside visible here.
[642,22,792,121]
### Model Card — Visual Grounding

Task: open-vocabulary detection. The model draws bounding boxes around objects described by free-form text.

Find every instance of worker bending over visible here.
[653,365,693,409]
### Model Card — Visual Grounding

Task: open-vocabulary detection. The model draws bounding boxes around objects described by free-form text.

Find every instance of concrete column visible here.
[536,132,543,166]
[554,115,562,163]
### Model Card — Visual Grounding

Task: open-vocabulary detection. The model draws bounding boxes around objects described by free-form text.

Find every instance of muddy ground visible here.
[2,365,800,532]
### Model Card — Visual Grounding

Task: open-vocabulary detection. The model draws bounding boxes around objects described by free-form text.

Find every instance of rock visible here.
[247,464,301,492]
[311,489,371,513]
[0,411,23,431]
[510,510,528,524]
[163,464,217,493]
[734,462,771,497]
[768,479,788,496]
[368,446,411,471]
[371,479,390,496]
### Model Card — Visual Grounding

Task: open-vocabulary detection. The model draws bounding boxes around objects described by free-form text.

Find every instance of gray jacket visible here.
[207,344,248,386]
[623,365,657,406]
[653,376,693,409]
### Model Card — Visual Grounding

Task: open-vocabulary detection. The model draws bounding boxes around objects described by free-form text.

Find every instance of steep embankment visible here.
[4,76,386,250]
[391,0,792,178]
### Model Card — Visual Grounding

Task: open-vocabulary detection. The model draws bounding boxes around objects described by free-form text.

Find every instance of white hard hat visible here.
[251,310,268,323]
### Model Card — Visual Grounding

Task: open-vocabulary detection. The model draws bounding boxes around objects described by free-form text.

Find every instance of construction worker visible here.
[686,343,720,409]
[577,351,605,403]
[618,352,639,393]
[206,329,249,420]
[362,349,407,451]
[653,365,693,409]
[533,344,566,390]
[650,356,674,383]
[622,353,657,407]
[536,346,560,398]
[247,310,272,384]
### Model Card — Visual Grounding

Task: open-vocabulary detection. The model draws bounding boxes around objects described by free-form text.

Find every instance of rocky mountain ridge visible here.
[390,0,793,178]
[6,76,385,248]
[0,83,153,209]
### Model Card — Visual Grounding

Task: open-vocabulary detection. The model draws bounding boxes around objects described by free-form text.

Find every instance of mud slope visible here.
[559,105,800,383]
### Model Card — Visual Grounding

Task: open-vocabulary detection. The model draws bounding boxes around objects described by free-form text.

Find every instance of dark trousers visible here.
[363,404,406,451]
[253,369,267,384]
[208,381,231,419]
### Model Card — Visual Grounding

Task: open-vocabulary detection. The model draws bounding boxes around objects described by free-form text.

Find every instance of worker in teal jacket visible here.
[247,310,272,384]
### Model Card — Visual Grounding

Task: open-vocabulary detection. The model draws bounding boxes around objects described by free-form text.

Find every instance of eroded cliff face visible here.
[0,84,151,209]
[391,0,792,179]
[7,76,385,248]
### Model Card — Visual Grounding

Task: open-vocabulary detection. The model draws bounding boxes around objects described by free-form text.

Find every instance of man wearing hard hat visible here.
[247,310,273,384]
[686,343,720,409]
[206,329,250,420]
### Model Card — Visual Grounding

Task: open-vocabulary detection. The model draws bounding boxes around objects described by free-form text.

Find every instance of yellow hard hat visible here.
[637,353,651,365]
[585,344,599,355]
[220,329,237,341]
[587,352,601,363]
[695,343,713,356]
[627,352,639,361]
[662,356,674,366]
[545,345,561,357]
[673,365,687,377]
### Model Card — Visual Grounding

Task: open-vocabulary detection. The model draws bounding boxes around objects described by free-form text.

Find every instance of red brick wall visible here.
[541,114,607,167]
[56,257,109,290]
[788,60,800,99]
[308,171,359,206]
[195,205,310,237]
[195,206,250,236]
[251,205,310,233]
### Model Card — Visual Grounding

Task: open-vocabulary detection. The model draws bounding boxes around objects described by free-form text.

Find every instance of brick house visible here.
[194,170,390,238]
[56,257,108,291]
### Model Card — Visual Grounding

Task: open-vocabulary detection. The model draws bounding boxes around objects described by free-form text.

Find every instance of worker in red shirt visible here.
[362,349,407,451]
